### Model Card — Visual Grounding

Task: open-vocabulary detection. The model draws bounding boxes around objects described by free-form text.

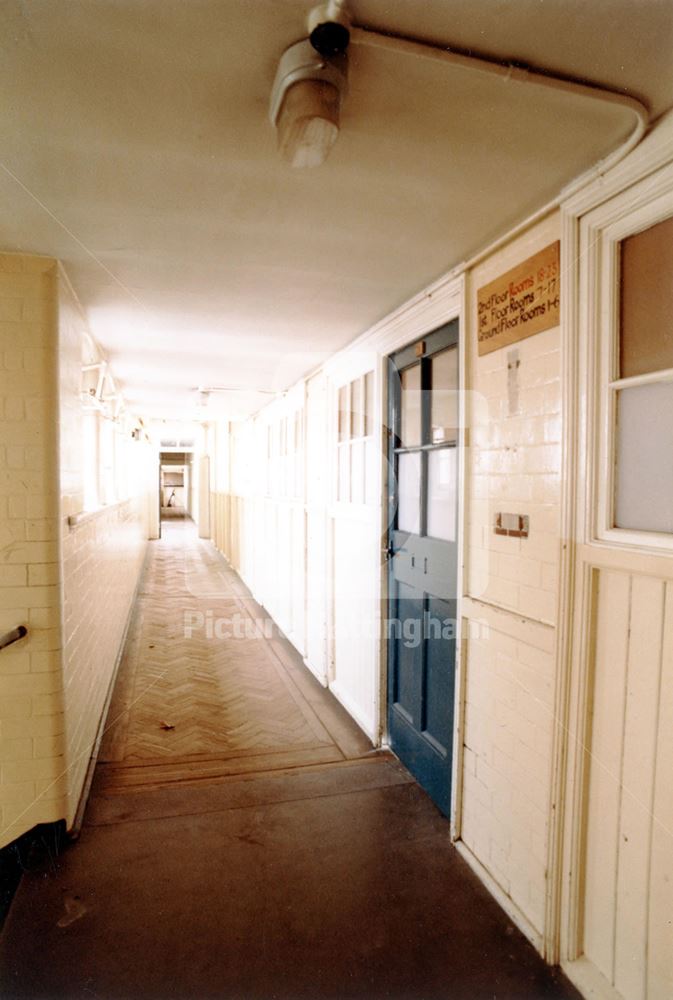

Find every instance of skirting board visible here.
[454,840,543,955]
[561,957,625,1000]
[328,680,377,744]
[303,655,328,687]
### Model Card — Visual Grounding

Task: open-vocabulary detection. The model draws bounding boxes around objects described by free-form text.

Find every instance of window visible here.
[82,411,99,510]
[266,408,303,500]
[613,216,673,534]
[99,418,116,505]
[336,372,377,504]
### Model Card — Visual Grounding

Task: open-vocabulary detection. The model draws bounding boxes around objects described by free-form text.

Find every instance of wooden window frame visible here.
[334,372,376,505]
[587,180,673,552]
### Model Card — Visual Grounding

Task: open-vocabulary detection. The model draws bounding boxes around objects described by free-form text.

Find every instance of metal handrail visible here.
[0,625,27,651]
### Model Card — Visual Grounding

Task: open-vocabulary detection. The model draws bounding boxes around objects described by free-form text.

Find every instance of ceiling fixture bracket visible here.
[307,0,352,57]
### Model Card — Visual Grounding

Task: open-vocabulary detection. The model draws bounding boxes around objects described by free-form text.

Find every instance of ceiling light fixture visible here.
[269,1,351,169]
[194,385,278,396]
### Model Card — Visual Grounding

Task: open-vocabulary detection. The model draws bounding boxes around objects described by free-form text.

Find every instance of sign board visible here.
[477,241,560,356]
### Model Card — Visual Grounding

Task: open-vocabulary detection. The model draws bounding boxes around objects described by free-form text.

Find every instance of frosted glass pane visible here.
[401,365,421,447]
[338,444,350,502]
[338,385,348,442]
[351,439,364,504]
[350,377,362,439]
[365,371,375,437]
[365,439,377,505]
[615,382,673,533]
[398,452,421,534]
[431,346,458,443]
[428,448,457,541]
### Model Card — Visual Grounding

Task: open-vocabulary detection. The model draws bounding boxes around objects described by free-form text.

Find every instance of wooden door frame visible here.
[384,321,461,817]
[321,268,465,823]
[372,285,466,837]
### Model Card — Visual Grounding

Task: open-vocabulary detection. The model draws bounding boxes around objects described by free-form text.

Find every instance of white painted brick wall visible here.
[461,621,556,933]
[461,214,561,938]
[0,254,67,848]
[467,320,561,624]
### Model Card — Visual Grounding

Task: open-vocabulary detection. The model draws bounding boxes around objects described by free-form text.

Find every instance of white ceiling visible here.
[0,0,671,421]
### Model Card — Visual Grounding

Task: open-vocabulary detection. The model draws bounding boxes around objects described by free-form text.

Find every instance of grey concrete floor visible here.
[0,527,579,999]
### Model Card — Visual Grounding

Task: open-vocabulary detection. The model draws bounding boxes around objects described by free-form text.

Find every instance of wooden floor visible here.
[95,519,376,797]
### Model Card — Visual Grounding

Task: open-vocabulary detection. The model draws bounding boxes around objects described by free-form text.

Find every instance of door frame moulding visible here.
[550,110,673,980]
[376,286,466,785]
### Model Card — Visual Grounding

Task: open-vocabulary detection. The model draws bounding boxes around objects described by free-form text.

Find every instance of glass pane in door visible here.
[397,451,421,533]
[401,365,422,447]
[427,447,457,541]
[431,346,458,443]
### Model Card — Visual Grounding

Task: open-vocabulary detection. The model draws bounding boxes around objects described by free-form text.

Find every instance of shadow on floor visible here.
[0,770,578,1000]
[0,523,579,1000]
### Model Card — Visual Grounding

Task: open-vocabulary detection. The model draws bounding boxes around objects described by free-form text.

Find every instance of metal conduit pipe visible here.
[350,24,649,231]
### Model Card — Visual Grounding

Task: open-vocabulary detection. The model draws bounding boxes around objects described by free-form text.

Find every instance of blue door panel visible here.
[393,584,423,724]
[424,597,456,755]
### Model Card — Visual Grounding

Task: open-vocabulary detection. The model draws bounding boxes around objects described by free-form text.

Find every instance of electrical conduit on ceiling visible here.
[349,24,648,196]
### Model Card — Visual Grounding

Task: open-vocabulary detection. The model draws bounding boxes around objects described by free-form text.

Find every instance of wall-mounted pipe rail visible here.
[0,625,27,651]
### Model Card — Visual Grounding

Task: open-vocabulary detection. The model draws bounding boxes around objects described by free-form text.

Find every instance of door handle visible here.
[382,542,406,559]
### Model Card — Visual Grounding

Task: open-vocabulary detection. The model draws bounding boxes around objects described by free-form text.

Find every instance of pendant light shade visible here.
[269,38,348,169]
[276,79,340,168]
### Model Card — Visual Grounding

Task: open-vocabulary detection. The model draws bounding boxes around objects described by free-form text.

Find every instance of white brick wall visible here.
[461,618,556,932]
[0,254,67,848]
[461,214,561,939]
[467,326,561,624]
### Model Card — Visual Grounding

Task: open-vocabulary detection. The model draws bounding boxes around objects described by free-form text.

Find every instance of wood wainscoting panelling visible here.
[582,571,673,1000]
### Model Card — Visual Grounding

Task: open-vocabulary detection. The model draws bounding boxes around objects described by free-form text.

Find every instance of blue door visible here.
[386,321,459,816]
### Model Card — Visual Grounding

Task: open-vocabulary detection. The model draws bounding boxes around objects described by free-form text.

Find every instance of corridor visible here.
[0,523,577,1000]
[0,5,671,997]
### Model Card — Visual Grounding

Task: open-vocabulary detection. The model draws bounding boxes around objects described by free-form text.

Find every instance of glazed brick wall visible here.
[0,255,67,848]
[58,275,148,824]
[0,258,149,848]
[461,214,561,939]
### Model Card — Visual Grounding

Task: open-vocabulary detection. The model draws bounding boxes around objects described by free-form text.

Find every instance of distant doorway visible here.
[159,451,193,526]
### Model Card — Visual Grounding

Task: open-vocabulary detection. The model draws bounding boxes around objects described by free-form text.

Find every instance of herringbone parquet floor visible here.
[96,520,349,794]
